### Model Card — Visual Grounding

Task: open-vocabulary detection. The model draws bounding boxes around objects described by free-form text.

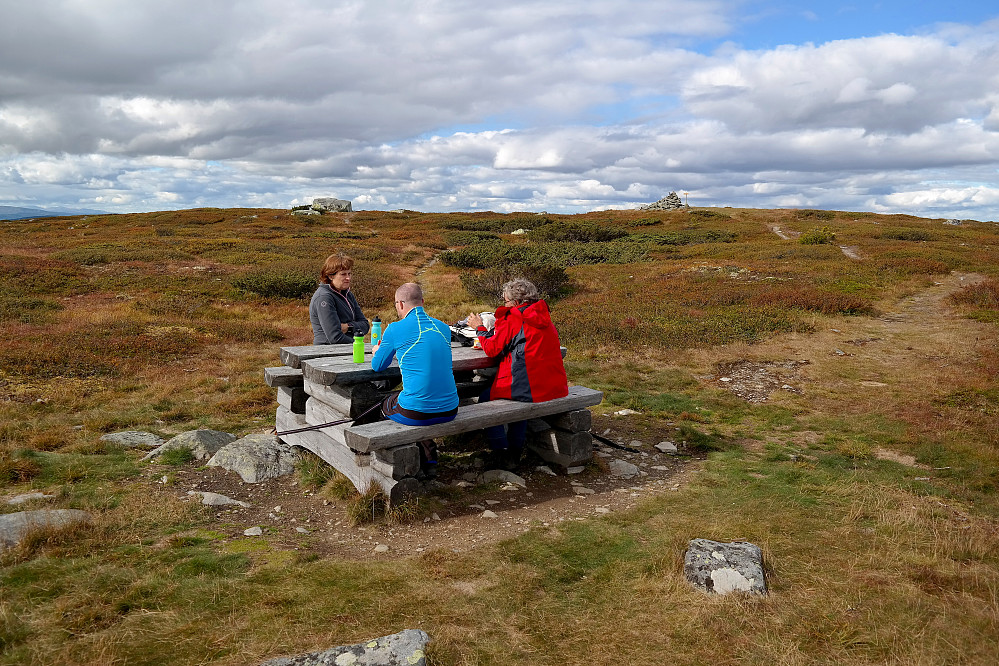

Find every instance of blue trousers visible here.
[479,386,526,451]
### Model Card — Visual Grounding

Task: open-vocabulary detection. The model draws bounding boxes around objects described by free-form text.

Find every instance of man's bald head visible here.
[394,282,424,318]
[396,282,423,304]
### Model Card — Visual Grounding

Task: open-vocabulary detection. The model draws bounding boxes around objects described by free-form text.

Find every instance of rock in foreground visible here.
[207,434,297,483]
[0,509,93,549]
[261,629,429,666]
[684,538,767,595]
[143,429,236,461]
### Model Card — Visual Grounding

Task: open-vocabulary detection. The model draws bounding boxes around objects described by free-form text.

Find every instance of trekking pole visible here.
[274,401,382,437]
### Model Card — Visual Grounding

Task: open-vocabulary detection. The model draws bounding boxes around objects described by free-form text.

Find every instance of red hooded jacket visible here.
[475,299,568,402]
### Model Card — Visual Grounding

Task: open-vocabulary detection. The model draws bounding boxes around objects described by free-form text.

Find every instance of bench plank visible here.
[264,366,304,388]
[344,386,603,452]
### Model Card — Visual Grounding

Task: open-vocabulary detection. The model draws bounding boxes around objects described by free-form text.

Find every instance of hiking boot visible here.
[503,446,523,471]
[483,448,507,470]
[419,440,438,465]
[418,440,439,480]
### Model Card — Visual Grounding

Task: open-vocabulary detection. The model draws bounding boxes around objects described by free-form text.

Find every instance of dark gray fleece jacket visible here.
[309,284,369,344]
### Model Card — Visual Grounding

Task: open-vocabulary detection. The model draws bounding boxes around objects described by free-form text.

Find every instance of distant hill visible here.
[0,205,106,221]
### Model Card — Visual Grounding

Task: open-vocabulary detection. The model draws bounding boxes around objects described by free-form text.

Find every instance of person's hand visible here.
[340,322,350,333]
[467,312,483,328]
[372,343,380,355]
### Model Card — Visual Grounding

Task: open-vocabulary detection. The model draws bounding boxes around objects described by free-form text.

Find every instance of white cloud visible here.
[0,2,997,221]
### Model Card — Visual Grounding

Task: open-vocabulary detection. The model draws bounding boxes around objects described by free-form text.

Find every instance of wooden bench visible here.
[268,343,602,504]
[344,386,602,452]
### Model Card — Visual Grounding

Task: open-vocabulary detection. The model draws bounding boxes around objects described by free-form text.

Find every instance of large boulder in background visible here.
[311,197,353,213]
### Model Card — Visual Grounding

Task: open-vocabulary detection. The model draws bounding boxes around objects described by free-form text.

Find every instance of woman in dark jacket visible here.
[467,278,568,468]
[309,253,369,344]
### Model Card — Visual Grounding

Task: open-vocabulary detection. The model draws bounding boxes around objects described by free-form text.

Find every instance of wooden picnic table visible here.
[267,342,601,503]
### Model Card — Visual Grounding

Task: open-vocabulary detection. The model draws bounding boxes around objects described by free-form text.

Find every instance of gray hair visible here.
[502,278,539,303]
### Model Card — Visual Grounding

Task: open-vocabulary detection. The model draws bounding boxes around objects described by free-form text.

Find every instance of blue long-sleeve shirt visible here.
[371,307,458,413]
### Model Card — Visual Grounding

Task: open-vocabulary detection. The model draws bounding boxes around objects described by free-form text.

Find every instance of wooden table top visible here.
[280,341,471,368]
[300,345,498,386]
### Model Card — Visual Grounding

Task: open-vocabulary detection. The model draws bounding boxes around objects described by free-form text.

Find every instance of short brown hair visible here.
[319,253,354,285]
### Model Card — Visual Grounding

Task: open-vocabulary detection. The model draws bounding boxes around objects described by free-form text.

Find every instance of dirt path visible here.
[151,272,993,560]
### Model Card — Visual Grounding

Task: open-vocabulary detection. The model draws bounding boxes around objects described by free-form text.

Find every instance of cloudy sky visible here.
[2,1,998,219]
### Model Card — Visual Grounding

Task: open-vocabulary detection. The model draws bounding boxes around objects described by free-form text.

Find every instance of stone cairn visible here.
[640,191,688,211]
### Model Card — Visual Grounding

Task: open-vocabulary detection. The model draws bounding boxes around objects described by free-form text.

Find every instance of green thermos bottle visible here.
[352,331,364,363]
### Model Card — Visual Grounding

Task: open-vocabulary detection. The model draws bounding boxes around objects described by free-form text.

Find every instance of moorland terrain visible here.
[1,206,998,664]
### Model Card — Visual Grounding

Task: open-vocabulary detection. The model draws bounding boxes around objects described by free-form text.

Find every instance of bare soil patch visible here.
[713,359,809,403]
[147,415,694,560]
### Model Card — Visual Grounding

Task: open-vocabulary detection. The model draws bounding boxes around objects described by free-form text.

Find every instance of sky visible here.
[1,0,998,220]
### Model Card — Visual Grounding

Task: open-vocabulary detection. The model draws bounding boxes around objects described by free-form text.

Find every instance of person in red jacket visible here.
[467,278,568,468]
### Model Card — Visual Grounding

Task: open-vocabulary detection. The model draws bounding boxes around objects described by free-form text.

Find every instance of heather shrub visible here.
[232,269,316,299]
[442,214,553,233]
[460,264,571,302]
[527,222,628,243]
[689,209,732,220]
[951,279,999,310]
[796,209,836,220]
[444,231,501,246]
[879,228,935,242]
[0,341,121,378]
[439,240,648,269]
[630,217,664,227]
[0,255,92,296]
[874,256,950,275]
[53,243,194,265]
[799,226,836,245]
[630,229,736,245]
[749,286,876,315]
[0,296,63,324]
[200,321,285,343]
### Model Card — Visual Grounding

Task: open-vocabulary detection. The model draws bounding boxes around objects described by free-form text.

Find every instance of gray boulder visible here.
[6,492,56,505]
[206,434,298,483]
[477,469,526,487]
[0,509,93,549]
[311,197,353,213]
[261,629,429,666]
[143,429,236,462]
[100,431,165,449]
[608,459,640,478]
[684,538,767,595]
[187,491,251,508]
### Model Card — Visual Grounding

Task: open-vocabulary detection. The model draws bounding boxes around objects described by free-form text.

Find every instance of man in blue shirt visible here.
[372,283,458,475]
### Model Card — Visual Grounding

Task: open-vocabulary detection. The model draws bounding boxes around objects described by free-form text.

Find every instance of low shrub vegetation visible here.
[2,206,998,665]
[799,225,837,244]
